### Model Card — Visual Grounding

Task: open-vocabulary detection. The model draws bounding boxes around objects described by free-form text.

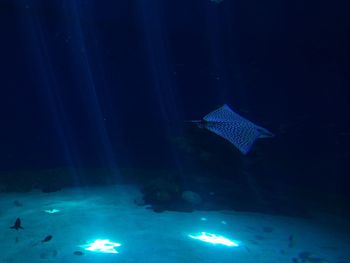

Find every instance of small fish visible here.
[31,235,53,247]
[41,235,52,242]
[13,200,23,207]
[10,218,24,230]
[42,235,53,243]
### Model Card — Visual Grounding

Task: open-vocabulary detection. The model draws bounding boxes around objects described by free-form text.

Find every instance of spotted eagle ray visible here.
[187,104,274,154]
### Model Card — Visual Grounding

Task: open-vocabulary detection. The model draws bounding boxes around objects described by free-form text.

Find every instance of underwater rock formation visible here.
[181,191,202,206]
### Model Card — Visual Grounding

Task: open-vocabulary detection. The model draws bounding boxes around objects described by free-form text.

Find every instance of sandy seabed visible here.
[0,185,349,263]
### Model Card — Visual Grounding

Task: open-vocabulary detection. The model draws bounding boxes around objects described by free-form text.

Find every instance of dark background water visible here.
[0,0,349,216]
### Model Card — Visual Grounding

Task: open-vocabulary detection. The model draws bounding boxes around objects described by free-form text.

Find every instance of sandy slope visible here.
[0,185,349,263]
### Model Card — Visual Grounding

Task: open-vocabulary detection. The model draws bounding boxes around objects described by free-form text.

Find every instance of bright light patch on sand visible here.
[44,209,60,214]
[82,239,121,254]
[188,232,239,247]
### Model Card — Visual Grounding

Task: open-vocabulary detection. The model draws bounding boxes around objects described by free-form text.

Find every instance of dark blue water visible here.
[0,0,349,216]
